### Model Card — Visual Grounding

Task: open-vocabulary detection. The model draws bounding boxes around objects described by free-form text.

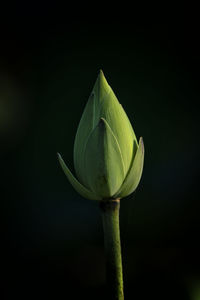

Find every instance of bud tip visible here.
[99,69,105,81]
[139,137,144,153]
[99,69,104,75]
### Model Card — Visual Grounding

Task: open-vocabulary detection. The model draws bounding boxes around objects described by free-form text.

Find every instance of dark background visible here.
[1,10,200,300]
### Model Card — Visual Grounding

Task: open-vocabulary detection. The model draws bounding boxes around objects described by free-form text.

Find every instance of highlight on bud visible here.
[58,70,144,200]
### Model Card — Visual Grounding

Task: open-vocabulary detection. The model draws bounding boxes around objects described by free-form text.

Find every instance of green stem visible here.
[100,199,124,300]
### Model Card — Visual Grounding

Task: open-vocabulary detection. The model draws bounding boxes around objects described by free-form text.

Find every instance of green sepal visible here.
[57,153,100,200]
[114,137,144,198]
[73,92,96,187]
[84,118,126,199]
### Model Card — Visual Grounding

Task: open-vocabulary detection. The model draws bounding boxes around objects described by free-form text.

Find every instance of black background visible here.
[1,8,200,300]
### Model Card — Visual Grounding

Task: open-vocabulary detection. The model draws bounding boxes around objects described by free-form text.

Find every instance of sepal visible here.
[114,137,144,198]
[58,153,100,200]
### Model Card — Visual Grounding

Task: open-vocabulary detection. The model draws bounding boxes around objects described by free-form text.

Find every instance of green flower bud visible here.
[58,70,144,200]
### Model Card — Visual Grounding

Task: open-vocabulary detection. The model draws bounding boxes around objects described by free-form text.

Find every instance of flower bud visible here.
[58,70,144,200]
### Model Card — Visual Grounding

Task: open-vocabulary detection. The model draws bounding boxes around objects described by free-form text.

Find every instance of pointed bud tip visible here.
[99,69,104,76]
[139,137,144,153]
[57,152,61,159]
[93,69,110,94]
[98,69,109,86]
[98,69,105,81]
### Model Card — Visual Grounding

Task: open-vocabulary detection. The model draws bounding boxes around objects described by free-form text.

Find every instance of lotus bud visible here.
[58,70,144,200]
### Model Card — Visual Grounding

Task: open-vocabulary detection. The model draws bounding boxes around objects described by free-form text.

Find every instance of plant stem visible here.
[100,198,124,300]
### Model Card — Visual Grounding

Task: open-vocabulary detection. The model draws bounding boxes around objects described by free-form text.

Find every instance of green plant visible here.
[58,70,144,299]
